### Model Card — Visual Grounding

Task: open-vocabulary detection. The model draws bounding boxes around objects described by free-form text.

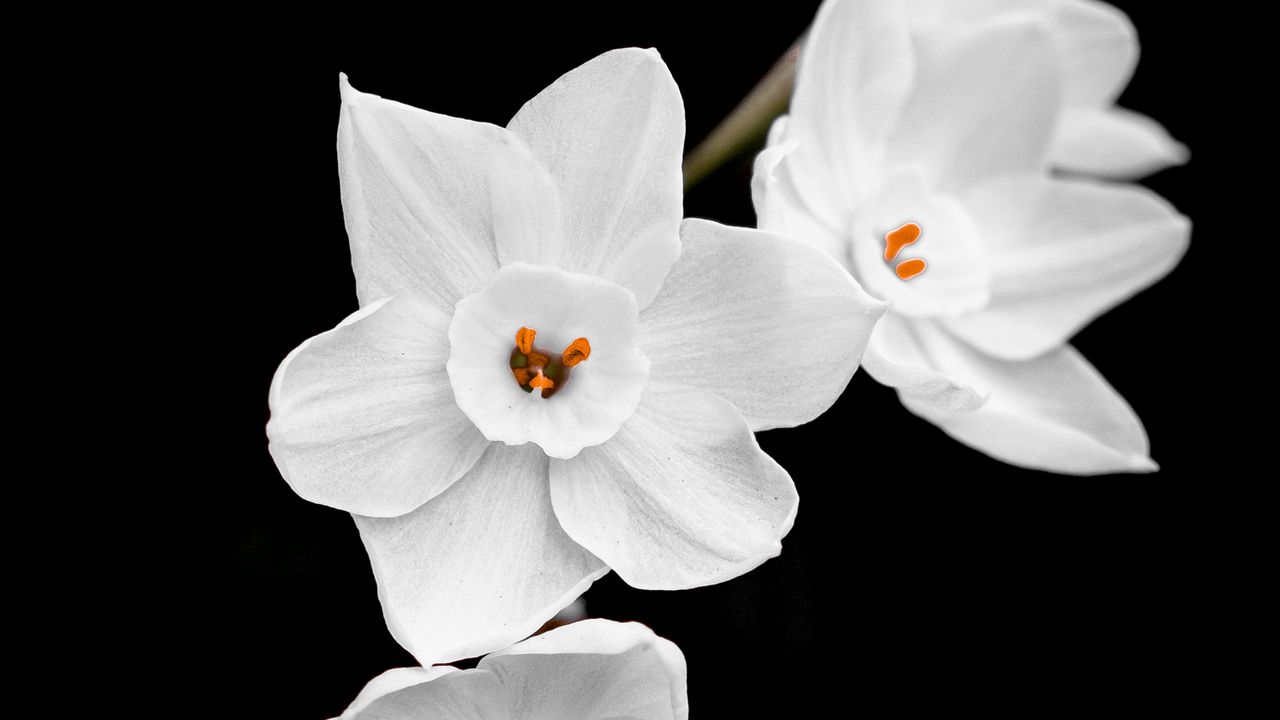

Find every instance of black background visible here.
[194,3,1232,717]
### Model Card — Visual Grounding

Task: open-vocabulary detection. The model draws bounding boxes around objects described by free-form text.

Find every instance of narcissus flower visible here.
[334,620,688,720]
[268,49,883,664]
[754,0,1190,474]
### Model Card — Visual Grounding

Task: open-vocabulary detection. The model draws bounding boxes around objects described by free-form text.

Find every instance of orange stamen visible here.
[530,369,555,391]
[562,338,591,367]
[516,327,536,354]
[895,258,927,280]
[884,222,921,262]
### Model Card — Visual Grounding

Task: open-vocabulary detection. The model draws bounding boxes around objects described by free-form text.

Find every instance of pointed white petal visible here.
[483,620,689,720]
[338,74,558,310]
[268,293,488,517]
[900,329,1155,474]
[505,48,684,309]
[354,444,608,665]
[639,218,884,430]
[752,118,853,264]
[1051,107,1190,179]
[550,382,797,590]
[944,175,1190,359]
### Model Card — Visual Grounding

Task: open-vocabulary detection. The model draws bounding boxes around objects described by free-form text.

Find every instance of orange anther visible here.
[516,327,536,354]
[884,222,921,262]
[529,369,555,391]
[895,258,927,280]
[562,338,591,367]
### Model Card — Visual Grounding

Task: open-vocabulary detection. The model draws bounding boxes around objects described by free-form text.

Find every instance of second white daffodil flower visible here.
[754,0,1191,474]
[269,49,883,664]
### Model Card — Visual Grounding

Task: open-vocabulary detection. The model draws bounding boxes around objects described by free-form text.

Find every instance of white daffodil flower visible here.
[334,620,688,720]
[753,0,1191,474]
[269,49,884,664]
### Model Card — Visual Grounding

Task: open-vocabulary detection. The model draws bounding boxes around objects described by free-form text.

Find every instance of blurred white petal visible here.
[944,175,1191,359]
[787,0,914,215]
[885,17,1063,191]
[1051,107,1190,179]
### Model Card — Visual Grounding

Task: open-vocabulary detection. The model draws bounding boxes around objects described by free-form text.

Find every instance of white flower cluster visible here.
[267,1,1187,716]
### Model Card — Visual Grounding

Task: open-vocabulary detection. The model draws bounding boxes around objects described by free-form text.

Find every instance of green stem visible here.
[682,37,804,191]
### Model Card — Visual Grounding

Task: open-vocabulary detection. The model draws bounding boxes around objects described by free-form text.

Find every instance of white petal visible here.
[483,620,689,720]
[1050,0,1138,108]
[846,166,990,317]
[860,313,985,413]
[354,444,609,665]
[943,175,1190,359]
[899,328,1155,474]
[550,382,797,590]
[787,0,914,217]
[902,0,1135,108]
[267,293,488,517]
[1051,107,1190,179]
[505,48,684,309]
[338,74,559,311]
[336,668,503,720]
[639,218,885,431]
[885,17,1062,191]
[447,263,650,459]
[752,117,852,264]
[336,667,459,720]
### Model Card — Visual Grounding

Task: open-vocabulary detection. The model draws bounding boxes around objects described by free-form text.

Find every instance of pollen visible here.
[562,338,591,367]
[883,222,921,262]
[509,327,591,399]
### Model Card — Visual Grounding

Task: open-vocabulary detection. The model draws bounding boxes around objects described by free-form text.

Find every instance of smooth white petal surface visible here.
[885,17,1063,191]
[847,166,990,317]
[900,332,1155,474]
[550,382,797,590]
[484,620,689,720]
[505,48,684,309]
[943,175,1190,359]
[787,0,914,216]
[902,0,1135,108]
[268,294,488,517]
[860,313,985,413]
[639,218,884,431]
[336,668,502,720]
[1051,107,1190,179]
[338,74,559,311]
[336,667,461,720]
[447,263,650,459]
[753,116,853,264]
[354,444,609,665]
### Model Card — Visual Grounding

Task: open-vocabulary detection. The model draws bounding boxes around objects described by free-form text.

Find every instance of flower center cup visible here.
[447,263,650,460]
[509,327,590,398]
